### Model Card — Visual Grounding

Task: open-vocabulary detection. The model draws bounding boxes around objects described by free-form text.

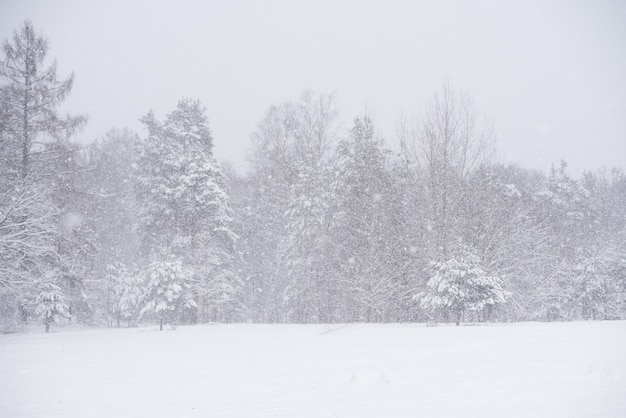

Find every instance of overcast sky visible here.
[2,0,625,175]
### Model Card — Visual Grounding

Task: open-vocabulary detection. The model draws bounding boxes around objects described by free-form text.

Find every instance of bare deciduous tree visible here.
[399,84,495,258]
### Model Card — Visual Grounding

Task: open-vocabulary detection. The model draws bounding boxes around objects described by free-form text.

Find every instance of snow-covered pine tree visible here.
[231,163,290,323]
[533,161,599,319]
[418,241,509,325]
[107,263,143,327]
[332,116,404,322]
[280,160,336,322]
[135,99,238,322]
[35,280,69,332]
[139,259,197,331]
[238,103,298,323]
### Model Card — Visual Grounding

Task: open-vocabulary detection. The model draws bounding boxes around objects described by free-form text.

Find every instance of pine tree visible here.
[107,263,143,327]
[418,241,509,325]
[135,99,237,322]
[332,117,403,322]
[139,259,197,331]
[35,281,68,332]
[280,160,336,322]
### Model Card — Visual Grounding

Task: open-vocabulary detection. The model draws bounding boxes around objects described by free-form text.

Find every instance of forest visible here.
[1,21,625,332]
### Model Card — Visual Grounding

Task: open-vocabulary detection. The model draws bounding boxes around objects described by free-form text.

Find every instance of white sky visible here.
[1,0,625,175]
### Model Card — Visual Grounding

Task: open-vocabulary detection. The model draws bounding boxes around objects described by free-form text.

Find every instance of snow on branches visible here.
[35,281,69,332]
[139,259,197,330]
[106,263,144,327]
[417,242,509,325]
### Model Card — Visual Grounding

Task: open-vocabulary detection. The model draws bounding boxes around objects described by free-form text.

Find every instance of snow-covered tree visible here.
[0,180,60,329]
[239,91,337,323]
[107,263,143,327]
[230,169,288,322]
[531,161,602,319]
[135,99,238,321]
[417,242,509,325]
[73,129,140,324]
[386,146,428,321]
[556,244,625,321]
[0,21,86,329]
[399,84,494,259]
[35,280,69,332]
[539,161,593,254]
[464,164,558,321]
[0,20,86,180]
[332,117,405,322]
[139,259,197,331]
[280,160,337,322]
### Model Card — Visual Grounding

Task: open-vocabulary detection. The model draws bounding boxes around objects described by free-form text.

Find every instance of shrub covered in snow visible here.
[417,242,509,325]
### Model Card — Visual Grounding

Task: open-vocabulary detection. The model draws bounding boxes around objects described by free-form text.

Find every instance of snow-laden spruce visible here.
[417,242,510,325]
[106,263,144,328]
[332,116,407,322]
[35,281,69,333]
[135,99,239,323]
[139,259,197,331]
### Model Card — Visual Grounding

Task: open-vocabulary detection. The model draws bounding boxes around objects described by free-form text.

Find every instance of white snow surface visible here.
[1,321,625,417]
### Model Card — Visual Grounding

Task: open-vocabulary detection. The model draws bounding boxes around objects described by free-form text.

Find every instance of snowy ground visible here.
[1,321,625,418]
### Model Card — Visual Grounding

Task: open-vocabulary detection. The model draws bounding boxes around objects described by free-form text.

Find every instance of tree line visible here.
[1,22,625,332]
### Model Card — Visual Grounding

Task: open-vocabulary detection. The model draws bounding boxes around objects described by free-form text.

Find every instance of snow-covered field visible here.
[1,321,625,418]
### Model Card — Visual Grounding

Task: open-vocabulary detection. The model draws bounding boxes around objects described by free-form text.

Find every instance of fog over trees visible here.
[1,22,625,332]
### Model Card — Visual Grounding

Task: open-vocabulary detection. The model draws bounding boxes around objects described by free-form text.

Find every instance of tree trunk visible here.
[159,317,163,331]
[22,73,31,180]
[198,295,205,323]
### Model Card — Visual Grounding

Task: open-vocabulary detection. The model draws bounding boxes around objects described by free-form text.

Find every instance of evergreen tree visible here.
[35,280,69,332]
[333,117,404,321]
[281,160,336,322]
[135,99,238,321]
[418,241,509,325]
[231,169,288,322]
[107,263,143,327]
[139,259,197,331]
